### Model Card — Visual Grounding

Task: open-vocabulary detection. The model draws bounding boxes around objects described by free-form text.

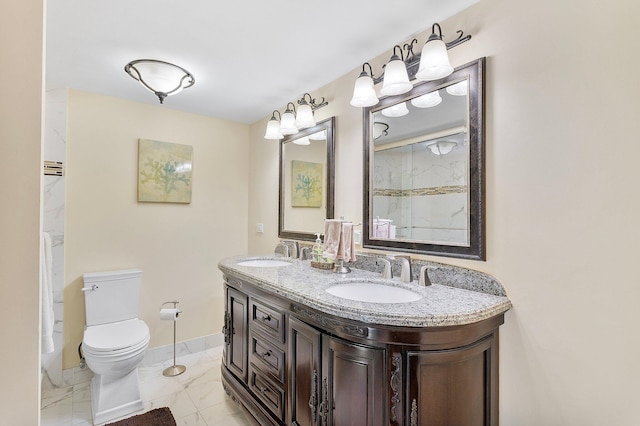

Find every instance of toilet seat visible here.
[83,318,149,354]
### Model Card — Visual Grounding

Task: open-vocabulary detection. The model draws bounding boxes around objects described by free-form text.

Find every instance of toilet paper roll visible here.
[159,308,181,321]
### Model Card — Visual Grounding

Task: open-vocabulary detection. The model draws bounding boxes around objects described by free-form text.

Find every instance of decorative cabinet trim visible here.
[309,369,318,423]
[410,399,418,426]
[292,304,369,338]
[390,353,402,424]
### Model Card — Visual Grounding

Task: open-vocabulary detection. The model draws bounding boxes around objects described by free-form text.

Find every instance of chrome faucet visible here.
[419,266,434,286]
[378,258,392,279]
[395,255,413,283]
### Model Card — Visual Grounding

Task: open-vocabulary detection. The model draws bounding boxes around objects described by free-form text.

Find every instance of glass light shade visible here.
[127,61,193,95]
[415,39,454,81]
[308,130,327,140]
[293,136,311,145]
[426,140,457,155]
[280,110,298,135]
[350,74,379,107]
[446,80,468,96]
[295,103,316,129]
[264,118,283,139]
[381,102,409,118]
[380,57,412,96]
[410,90,442,108]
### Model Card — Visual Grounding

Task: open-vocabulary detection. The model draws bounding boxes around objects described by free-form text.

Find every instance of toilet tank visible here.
[83,269,143,326]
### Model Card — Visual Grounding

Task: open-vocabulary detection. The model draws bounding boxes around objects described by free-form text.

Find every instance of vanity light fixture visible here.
[308,129,327,140]
[350,23,471,108]
[263,93,329,140]
[380,46,413,96]
[264,110,284,139]
[293,136,311,145]
[426,140,457,155]
[124,59,195,104]
[350,63,379,107]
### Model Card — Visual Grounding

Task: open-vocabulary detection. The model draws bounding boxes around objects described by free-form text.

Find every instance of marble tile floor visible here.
[41,346,251,426]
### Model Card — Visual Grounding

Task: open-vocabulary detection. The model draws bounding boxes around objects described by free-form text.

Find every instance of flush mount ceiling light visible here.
[350,23,470,108]
[426,140,457,155]
[373,122,390,139]
[124,59,195,104]
[264,93,328,140]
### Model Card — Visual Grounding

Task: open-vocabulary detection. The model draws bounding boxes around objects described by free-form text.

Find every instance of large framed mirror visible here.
[363,58,485,259]
[279,117,335,241]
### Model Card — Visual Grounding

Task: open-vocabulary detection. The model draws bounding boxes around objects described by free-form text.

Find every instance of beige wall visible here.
[64,90,249,368]
[0,0,44,423]
[249,0,640,424]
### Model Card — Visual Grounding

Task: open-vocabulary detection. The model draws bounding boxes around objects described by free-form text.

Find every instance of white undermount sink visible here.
[325,282,422,303]
[236,259,292,267]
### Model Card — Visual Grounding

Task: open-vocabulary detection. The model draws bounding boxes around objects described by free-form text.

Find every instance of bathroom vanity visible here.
[218,255,511,426]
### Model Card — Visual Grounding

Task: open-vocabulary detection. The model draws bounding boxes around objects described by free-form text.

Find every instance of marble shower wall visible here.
[373,142,468,243]
[42,89,67,389]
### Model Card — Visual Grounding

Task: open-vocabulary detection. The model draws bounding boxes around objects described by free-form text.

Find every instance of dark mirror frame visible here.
[363,58,485,260]
[279,116,335,242]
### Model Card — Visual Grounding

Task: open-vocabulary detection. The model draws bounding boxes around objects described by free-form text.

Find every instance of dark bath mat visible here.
[105,407,177,426]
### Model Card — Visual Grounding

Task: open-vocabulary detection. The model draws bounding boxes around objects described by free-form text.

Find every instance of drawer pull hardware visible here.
[259,386,270,395]
[222,312,232,344]
[259,350,272,359]
[318,377,329,425]
[260,314,271,322]
[309,369,318,423]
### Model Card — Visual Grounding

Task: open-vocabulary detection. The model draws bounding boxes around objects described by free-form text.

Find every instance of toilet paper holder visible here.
[161,300,186,377]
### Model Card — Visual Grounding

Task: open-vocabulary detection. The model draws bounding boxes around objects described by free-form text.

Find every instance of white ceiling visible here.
[45,0,478,124]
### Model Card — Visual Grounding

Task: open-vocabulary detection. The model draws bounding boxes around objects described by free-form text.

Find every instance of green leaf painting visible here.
[138,139,193,203]
[291,160,322,208]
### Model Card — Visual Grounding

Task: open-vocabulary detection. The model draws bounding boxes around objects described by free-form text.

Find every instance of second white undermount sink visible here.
[237,259,292,267]
[325,282,422,303]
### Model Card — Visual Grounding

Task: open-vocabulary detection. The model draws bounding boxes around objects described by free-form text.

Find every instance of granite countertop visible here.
[218,255,512,328]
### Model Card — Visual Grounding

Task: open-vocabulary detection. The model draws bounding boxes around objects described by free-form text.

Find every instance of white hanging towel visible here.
[41,232,55,354]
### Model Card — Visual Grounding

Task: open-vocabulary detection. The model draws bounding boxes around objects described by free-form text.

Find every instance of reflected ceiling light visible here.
[426,140,457,155]
[264,110,284,140]
[350,63,379,107]
[446,80,468,96]
[373,122,390,140]
[124,59,195,104]
[411,90,442,108]
[293,136,311,145]
[263,93,328,140]
[380,46,412,96]
[350,23,470,107]
[381,102,409,118]
[309,130,327,140]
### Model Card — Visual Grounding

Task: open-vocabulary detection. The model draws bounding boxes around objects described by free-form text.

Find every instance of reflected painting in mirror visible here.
[279,117,335,241]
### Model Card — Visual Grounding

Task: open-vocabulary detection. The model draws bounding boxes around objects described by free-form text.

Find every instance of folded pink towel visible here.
[340,222,356,262]
[323,219,342,260]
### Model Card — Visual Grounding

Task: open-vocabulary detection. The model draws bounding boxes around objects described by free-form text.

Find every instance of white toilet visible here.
[81,269,150,425]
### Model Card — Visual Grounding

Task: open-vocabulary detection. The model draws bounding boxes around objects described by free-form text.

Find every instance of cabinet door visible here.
[225,286,248,382]
[288,317,322,426]
[406,335,497,426]
[321,335,385,426]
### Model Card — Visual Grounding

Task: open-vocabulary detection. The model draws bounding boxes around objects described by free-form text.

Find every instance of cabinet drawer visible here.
[248,366,285,422]
[250,298,285,343]
[250,333,286,383]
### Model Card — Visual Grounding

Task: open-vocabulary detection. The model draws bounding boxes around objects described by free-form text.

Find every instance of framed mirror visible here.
[279,117,335,241]
[363,58,485,259]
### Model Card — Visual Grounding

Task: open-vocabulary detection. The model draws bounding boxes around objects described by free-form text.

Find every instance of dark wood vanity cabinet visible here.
[222,276,504,426]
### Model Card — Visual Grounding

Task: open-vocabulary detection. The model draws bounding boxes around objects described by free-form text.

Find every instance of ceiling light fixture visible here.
[124,59,195,104]
[426,140,457,155]
[350,23,470,108]
[373,122,390,139]
[264,93,328,140]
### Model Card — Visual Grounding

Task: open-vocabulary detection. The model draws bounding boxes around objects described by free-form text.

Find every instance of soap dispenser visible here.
[312,233,324,262]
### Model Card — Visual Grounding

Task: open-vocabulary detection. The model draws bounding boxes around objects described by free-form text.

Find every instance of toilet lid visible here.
[83,319,149,351]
